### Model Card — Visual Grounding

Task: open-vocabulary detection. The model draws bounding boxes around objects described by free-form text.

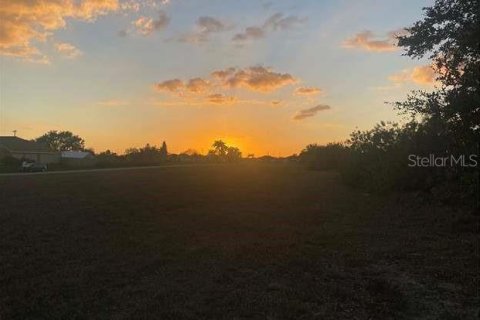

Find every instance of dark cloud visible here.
[294,104,330,120]
[207,93,237,104]
[233,12,307,42]
[232,27,265,41]
[178,16,231,43]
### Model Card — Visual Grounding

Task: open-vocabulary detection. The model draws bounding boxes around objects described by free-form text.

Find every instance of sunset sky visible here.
[0,0,435,156]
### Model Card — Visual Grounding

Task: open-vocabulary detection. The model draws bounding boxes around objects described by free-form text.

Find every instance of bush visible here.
[0,156,21,173]
[299,143,348,171]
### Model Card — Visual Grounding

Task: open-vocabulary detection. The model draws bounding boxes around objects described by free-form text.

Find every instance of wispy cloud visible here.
[342,29,406,52]
[233,12,307,42]
[232,27,265,41]
[133,11,170,35]
[293,104,331,120]
[207,94,237,105]
[389,65,436,86]
[178,16,231,43]
[55,42,83,59]
[294,87,323,96]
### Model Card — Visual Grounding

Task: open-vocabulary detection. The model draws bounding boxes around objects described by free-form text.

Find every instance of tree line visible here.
[298,0,479,208]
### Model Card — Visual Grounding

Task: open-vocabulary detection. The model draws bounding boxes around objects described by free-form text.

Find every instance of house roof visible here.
[0,136,50,152]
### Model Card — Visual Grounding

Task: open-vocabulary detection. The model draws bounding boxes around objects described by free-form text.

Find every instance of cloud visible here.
[342,29,406,52]
[264,13,307,31]
[186,78,210,93]
[0,0,119,62]
[121,0,170,12]
[389,65,436,86]
[207,94,237,105]
[133,11,170,35]
[155,79,184,92]
[293,104,331,120]
[197,16,229,33]
[154,66,303,106]
[212,66,296,92]
[155,66,297,93]
[232,27,265,41]
[155,77,212,94]
[178,16,231,43]
[55,42,82,58]
[120,0,140,12]
[294,87,322,96]
[233,12,306,42]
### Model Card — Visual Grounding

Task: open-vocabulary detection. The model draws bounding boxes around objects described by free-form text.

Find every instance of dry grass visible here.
[0,164,478,319]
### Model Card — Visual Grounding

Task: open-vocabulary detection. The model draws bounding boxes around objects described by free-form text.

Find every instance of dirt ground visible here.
[0,164,478,319]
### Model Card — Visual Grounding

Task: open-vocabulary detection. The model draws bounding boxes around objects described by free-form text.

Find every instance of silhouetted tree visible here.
[397,0,480,143]
[226,146,242,162]
[35,131,85,151]
[208,140,242,162]
[125,144,164,164]
[211,140,228,157]
[160,141,168,159]
[395,0,479,202]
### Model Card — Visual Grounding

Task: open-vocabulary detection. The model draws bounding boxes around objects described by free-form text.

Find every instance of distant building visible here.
[0,136,60,164]
[61,151,94,160]
[61,150,95,167]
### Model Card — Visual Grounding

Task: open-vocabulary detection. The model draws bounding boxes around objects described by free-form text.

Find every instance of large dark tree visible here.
[35,131,85,151]
[396,0,480,151]
[210,140,228,157]
[208,140,242,161]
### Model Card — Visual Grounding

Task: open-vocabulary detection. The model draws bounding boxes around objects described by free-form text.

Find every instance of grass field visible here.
[0,164,478,319]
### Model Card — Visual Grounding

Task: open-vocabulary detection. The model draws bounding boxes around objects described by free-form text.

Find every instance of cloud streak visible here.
[233,12,307,42]
[55,42,82,58]
[178,16,231,43]
[133,11,170,35]
[294,104,331,120]
[342,29,406,52]
[207,94,237,105]
[294,87,323,96]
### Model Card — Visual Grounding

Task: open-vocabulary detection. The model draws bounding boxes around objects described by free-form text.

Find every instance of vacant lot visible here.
[0,164,478,319]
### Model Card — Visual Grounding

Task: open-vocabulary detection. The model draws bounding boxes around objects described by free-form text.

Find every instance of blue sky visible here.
[0,0,434,155]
